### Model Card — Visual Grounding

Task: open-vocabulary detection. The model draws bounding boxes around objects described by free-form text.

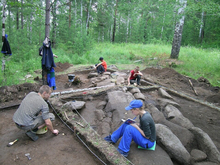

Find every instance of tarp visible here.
[1,34,12,56]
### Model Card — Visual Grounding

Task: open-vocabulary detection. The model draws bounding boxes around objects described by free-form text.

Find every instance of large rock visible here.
[147,103,166,123]
[164,104,194,129]
[105,90,134,131]
[116,76,125,85]
[191,149,207,162]
[193,162,219,165]
[190,127,220,164]
[62,100,86,111]
[96,101,107,109]
[88,72,98,78]
[105,91,134,113]
[158,88,173,99]
[129,87,141,94]
[157,98,180,109]
[148,103,195,150]
[94,109,105,121]
[129,142,174,165]
[156,124,191,165]
[111,71,127,79]
[100,121,111,137]
[133,92,146,101]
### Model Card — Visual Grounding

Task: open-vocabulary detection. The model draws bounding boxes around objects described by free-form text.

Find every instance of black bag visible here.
[39,45,43,56]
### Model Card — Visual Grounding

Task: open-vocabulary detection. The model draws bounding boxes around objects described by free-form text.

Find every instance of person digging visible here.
[13,85,59,141]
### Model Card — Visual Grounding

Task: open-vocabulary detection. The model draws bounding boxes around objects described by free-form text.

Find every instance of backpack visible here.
[39,45,43,56]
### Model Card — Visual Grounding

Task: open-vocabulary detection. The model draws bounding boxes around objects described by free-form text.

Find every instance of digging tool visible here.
[7,139,18,147]
[25,153,31,160]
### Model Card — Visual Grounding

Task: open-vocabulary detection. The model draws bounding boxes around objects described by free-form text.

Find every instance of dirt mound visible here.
[141,67,220,104]
[54,62,73,72]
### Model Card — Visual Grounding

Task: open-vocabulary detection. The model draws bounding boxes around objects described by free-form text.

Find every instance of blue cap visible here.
[125,100,143,110]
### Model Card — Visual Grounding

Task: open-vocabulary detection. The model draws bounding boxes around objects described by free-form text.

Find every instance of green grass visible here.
[0,42,220,87]
[176,47,220,86]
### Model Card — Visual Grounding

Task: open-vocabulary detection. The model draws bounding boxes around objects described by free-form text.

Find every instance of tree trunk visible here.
[126,14,130,43]
[43,0,51,85]
[45,0,50,38]
[75,0,77,27]
[198,11,205,44]
[68,1,71,28]
[161,7,167,40]
[81,0,83,33]
[52,0,57,47]
[16,0,19,29]
[1,0,6,72]
[170,0,187,59]
[21,0,24,29]
[86,0,92,35]
[112,0,118,42]
[29,0,33,44]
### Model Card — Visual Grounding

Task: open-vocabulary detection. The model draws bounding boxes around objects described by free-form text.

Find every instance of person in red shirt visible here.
[95,57,107,74]
[128,66,143,86]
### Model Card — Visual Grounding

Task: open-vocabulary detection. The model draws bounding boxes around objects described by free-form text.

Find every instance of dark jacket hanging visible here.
[41,37,56,70]
[1,34,12,56]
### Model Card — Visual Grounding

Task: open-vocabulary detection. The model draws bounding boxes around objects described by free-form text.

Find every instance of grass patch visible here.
[0,42,219,87]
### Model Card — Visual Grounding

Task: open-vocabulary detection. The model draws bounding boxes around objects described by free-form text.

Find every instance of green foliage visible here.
[176,47,220,86]
[1,42,220,87]
[1,0,220,87]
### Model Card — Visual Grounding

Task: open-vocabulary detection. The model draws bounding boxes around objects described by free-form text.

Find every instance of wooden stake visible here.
[189,79,198,96]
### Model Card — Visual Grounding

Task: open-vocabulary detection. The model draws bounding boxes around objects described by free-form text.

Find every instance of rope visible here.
[48,101,108,165]
[48,100,134,165]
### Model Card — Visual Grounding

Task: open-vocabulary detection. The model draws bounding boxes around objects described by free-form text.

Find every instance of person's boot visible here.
[26,131,39,141]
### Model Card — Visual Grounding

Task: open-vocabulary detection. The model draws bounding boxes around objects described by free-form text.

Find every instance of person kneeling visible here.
[128,66,143,86]
[13,85,59,141]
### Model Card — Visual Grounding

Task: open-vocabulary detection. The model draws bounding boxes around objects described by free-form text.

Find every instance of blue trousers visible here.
[111,123,154,153]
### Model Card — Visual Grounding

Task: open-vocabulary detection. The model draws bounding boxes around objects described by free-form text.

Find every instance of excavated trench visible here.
[1,66,220,165]
[49,82,220,165]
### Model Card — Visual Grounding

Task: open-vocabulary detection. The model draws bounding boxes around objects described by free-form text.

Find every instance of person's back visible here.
[13,85,59,141]
[139,111,156,142]
[13,92,48,126]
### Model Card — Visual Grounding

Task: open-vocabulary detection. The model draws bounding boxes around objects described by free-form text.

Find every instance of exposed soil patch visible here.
[1,62,220,164]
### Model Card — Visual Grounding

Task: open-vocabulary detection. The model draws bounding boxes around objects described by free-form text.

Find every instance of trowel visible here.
[7,139,18,147]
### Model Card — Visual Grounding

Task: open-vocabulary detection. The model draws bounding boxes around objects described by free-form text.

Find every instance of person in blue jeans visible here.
[104,100,156,157]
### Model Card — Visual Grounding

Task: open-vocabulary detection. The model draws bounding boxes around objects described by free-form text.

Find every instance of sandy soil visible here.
[1,62,220,165]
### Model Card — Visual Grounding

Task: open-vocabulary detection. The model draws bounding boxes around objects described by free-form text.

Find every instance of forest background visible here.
[0,0,220,87]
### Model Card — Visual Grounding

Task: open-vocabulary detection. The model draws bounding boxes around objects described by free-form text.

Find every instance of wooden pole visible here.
[189,79,198,96]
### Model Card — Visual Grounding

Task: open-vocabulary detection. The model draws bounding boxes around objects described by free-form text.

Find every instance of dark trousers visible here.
[95,64,105,74]
[130,75,141,85]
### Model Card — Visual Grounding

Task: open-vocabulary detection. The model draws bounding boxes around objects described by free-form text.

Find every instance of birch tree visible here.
[170,0,187,59]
